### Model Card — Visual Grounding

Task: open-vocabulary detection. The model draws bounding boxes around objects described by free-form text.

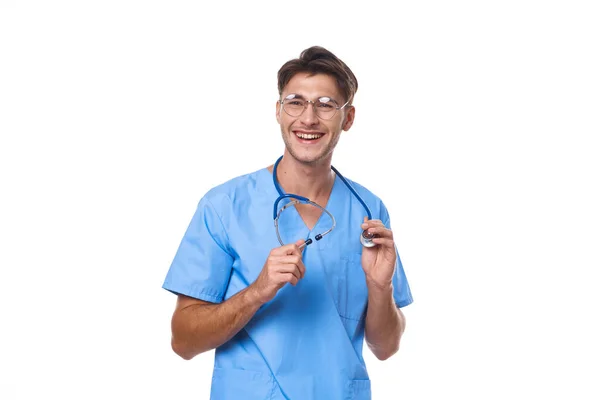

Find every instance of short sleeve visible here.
[381,206,413,308]
[391,250,413,308]
[162,195,234,303]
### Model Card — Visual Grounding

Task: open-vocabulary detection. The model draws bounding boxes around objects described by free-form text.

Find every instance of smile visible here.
[294,131,324,140]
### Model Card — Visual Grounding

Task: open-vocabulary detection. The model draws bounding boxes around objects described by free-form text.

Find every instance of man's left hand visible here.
[360,217,396,290]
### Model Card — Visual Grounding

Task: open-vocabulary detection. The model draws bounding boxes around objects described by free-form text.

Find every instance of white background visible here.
[1,1,599,399]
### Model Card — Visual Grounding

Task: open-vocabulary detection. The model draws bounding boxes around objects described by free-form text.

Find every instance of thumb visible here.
[294,238,310,253]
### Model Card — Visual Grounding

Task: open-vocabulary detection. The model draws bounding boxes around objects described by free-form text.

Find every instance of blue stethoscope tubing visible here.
[272,155,375,249]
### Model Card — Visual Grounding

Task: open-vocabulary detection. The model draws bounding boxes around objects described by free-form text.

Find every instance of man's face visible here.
[276,72,355,166]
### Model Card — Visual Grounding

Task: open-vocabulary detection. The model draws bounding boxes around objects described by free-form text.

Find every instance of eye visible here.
[317,97,336,109]
[317,102,335,109]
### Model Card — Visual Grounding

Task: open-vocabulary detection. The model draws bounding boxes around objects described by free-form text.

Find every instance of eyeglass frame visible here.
[278,93,351,120]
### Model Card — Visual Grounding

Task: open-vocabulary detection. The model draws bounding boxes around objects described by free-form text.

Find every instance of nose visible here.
[300,101,319,126]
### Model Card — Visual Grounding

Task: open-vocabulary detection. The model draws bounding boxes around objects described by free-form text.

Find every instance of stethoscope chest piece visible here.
[360,230,377,248]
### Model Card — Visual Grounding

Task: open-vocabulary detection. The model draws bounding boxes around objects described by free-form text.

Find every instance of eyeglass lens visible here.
[282,95,339,120]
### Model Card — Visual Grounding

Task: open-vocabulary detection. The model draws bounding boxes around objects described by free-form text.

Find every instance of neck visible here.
[272,153,335,200]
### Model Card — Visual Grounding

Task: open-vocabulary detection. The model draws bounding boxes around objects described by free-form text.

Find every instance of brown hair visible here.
[277,46,358,105]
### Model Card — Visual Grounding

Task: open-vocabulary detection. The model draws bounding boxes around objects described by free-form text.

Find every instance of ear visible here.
[275,100,282,124]
[342,106,355,131]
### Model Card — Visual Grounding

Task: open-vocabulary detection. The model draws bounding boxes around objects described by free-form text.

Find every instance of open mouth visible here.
[294,131,324,142]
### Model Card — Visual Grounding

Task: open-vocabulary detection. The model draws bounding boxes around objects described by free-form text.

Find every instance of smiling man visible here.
[162,46,413,400]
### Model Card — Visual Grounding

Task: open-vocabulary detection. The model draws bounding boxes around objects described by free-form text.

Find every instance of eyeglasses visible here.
[279,94,350,120]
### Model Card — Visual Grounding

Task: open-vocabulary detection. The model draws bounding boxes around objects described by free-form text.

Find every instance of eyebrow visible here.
[285,93,305,100]
[284,93,339,104]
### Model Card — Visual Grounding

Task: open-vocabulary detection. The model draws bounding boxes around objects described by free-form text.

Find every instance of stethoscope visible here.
[272,155,377,249]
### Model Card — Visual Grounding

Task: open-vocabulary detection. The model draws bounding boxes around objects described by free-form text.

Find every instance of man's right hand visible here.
[250,239,307,304]
[170,238,306,359]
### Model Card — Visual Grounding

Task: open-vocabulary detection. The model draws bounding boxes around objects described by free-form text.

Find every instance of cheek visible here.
[280,115,297,129]
[328,119,344,132]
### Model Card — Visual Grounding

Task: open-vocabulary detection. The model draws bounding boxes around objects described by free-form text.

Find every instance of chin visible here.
[287,148,330,166]
[281,129,333,165]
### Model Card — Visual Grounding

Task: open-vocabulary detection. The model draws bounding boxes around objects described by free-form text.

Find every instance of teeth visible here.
[296,132,322,140]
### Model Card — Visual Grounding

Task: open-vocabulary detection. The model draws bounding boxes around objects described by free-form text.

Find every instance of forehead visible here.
[282,72,342,100]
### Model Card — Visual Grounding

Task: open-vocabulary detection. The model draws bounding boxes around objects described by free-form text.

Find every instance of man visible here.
[163,46,413,399]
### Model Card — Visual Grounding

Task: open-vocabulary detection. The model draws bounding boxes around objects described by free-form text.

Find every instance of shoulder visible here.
[199,167,267,210]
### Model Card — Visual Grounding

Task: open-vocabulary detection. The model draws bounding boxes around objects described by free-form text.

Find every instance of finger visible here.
[371,237,396,249]
[294,261,305,280]
[279,272,299,286]
[271,254,303,265]
[366,226,393,239]
[294,238,309,253]
[296,259,306,279]
[272,240,304,256]
[288,274,299,286]
[286,239,307,255]
[272,254,303,271]
[361,219,384,230]
[272,260,303,281]
[271,254,306,279]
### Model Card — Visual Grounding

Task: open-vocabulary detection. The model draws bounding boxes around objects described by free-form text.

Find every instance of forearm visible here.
[364,283,405,360]
[171,287,263,360]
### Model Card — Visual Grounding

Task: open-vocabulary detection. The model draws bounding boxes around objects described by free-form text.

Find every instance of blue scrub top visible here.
[163,166,413,400]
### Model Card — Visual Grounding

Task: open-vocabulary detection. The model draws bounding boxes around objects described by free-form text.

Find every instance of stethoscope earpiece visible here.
[360,230,377,247]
